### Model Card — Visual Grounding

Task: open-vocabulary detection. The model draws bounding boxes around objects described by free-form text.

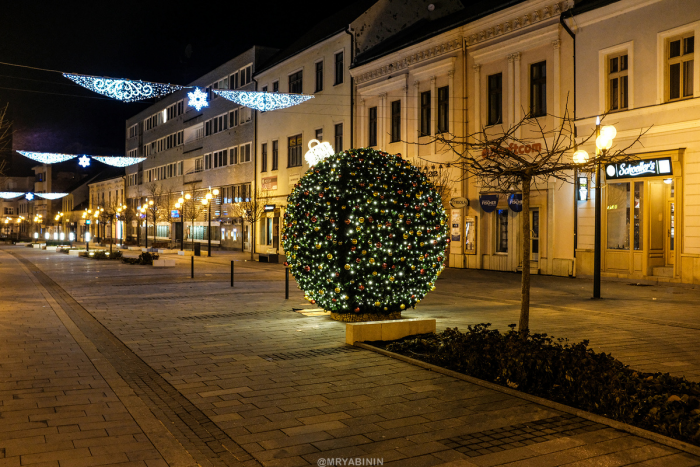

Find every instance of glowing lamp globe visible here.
[600,125,617,141]
[573,149,589,164]
[185,194,191,200]
[283,148,448,322]
[206,193,213,200]
[201,199,208,205]
[596,135,613,151]
[213,189,220,196]
[178,197,184,204]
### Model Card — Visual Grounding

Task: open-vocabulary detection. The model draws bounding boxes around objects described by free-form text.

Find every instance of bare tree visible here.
[180,184,207,252]
[231,187,269,261]
[412,158,455,208]
[160,188,179,248]
[145,183,164,247]
[0,103,13,189]
[428,104,646,332]
[117,206,136,245]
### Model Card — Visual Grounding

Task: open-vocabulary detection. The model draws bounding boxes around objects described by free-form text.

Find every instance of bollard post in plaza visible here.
[191,256,194,279]
[285,267,289,300]
[231,260,234,287]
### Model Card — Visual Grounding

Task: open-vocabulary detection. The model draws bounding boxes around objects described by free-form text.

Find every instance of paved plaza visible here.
[1,245,700,467]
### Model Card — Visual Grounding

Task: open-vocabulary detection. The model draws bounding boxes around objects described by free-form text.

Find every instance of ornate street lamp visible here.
[593,118,616,299]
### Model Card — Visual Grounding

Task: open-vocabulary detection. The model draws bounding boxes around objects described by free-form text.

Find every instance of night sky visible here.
[0,0,343,176]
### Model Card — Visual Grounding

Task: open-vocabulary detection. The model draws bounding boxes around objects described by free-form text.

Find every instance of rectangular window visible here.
[315,128,323,141]
[369,107,377,147]
[390,100,401,142]
[530,61,547,117]
[272,140,279,170]
[239,65,252,87]
[488,73,503,125]
[496,209,508,253]
[230,146,238,165]
[289,70,303,94]
[607,182,631,250]
[334,123,343,152]
[230,109,238,127]
[273,81,279,92]
[437,86,449,133]
[420,91,431,136]
[335,51,344,85]
[240,143,251,163]
[288,134,302,167]
[608,54,628,111]
[266,218,273,246]
[261,143,268,172]
[668,35,694,100]
[230,71,238,90]
[315,61,323,92]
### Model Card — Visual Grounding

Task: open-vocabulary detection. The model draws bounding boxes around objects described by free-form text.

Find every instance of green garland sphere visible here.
[283,148,449,316]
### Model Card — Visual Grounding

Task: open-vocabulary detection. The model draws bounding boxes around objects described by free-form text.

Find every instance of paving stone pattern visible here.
[442,414,606,457]
[3,247,700,467]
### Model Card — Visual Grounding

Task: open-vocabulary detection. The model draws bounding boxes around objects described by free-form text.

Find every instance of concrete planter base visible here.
[345,318,436,344]
[178,250,194,256]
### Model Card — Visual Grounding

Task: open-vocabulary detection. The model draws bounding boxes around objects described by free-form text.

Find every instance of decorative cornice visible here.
[552,39,561,49]
[472,64,481,74]
[507,52,521,62]
[355,38,462,85]
[465,1,571,47]
[413,80,420,87]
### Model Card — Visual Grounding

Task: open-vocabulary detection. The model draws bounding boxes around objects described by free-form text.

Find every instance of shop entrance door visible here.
[530,208,539,263]
[666,196,675,267]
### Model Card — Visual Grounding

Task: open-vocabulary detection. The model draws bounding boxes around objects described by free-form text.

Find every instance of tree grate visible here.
[259,346,360,361]
[441,414,605,458]
[178,310,280,320]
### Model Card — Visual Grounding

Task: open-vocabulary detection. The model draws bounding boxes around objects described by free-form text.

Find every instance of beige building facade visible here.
[573,0,700,284]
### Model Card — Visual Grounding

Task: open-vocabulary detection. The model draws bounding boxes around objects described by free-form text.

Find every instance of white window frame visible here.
[598,42,634,113]
[239,143,252,163]
[657,21,700,104]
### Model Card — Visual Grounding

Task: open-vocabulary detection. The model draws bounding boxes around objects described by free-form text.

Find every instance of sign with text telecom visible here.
[605,157,673,180]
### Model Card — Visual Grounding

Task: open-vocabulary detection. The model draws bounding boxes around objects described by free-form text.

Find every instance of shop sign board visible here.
[577,176,589,201]
[262,176,278,190]
[479,194,499,213]
[605,157,673,180]
[449,197,469,209]
[171,209,180,218]
[264,204,276,212]
[508,193,523,212]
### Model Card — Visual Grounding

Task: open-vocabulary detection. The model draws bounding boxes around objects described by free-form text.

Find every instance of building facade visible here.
[88,176,125,243]
[125,46,277,250]
[573,0,700,284]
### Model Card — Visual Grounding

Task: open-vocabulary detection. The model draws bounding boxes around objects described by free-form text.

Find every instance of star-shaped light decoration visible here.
[25,193,34,201]
[78,156,91,168]
[187,88,208,111]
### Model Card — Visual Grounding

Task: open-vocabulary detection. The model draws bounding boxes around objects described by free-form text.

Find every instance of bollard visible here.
[285,267,289,300]
[191,256,194,279]
[231,260,234,287]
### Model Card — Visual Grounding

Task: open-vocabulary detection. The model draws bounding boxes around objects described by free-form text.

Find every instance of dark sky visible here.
[0,0,342,175]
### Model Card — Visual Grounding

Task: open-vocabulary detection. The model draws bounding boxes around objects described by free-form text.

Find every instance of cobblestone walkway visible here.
[2,246,700,466]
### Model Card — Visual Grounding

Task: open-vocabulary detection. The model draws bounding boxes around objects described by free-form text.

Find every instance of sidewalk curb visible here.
[354,342,700,457]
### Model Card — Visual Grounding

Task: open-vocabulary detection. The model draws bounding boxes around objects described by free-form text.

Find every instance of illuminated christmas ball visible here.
[283,148,448,321]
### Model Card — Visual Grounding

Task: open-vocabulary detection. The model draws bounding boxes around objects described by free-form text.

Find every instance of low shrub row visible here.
[385,324,700,446]
[121,252,158,265]
[88,250,123,260]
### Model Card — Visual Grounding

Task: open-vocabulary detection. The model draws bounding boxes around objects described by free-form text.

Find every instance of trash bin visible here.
[194,242,201,256]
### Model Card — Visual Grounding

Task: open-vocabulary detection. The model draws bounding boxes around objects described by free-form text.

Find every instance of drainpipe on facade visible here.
[560,9,577,262]
[345,26,355,148]
[252,76,259,260]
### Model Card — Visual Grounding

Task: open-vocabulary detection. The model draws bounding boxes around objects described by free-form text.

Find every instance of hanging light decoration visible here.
[17,151,77,164]
[63,73,183,102]
[0,192,24,199]
[34,193,69,200]
[92,156,146,167]
[213,90,313,111]
[78,156,91,167]
[187,88,209,111]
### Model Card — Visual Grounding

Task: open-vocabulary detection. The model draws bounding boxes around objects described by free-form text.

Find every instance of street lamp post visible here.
[201,188,219,257]
[593,119,616,299]
[176,194,185,251]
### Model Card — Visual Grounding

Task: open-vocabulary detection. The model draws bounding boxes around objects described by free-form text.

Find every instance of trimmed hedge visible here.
[385,324,700,446]
[122,252,158,265]
[89,250,123,260]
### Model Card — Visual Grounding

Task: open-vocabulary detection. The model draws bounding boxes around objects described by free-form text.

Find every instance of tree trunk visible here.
[518,176,532,333]
[250,220,255,261]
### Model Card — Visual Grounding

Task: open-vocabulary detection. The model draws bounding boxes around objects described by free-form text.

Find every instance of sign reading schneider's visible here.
[605,157,673,180]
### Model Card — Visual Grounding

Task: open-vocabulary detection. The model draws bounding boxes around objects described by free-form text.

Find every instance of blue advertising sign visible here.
[171,209,180,218]
[479,194,499,213]
[508,193,523,212]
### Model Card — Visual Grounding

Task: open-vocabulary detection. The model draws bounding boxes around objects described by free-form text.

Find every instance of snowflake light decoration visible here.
[17,151,77,164]
[63,73,182,102]
[0,192,24,199]
[187,88,208,111]
[92,156,146,167]
[25,193,34,201]
[78,156,91,167]
[213,90,313,111]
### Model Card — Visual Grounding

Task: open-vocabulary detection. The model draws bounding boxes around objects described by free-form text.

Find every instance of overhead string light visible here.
[0,192,68,200]
[92,156,147,167]
[18,151,145,167]
[213,90,314,111]
[17,151,77,164]
[63,73,183,102]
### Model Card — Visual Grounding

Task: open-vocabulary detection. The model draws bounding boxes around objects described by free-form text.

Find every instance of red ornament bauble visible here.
[428,197,433,202]
[406,220,412,225]
[311,217,317,223]
[368,216,373,223]
[332,298,337,302]
[304,266,311,272]
[319,192,324,198]
[376,242,382,248]
[345,219,351,225]
[356,258,361,263]
[382,263,387,269]
[420,269,425,275]
[354,307,361,313]
[311,300,316,304]
[397,189,403,194]
[283,261,289,266]
[304,191,309,196]
[358,285,365,291]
